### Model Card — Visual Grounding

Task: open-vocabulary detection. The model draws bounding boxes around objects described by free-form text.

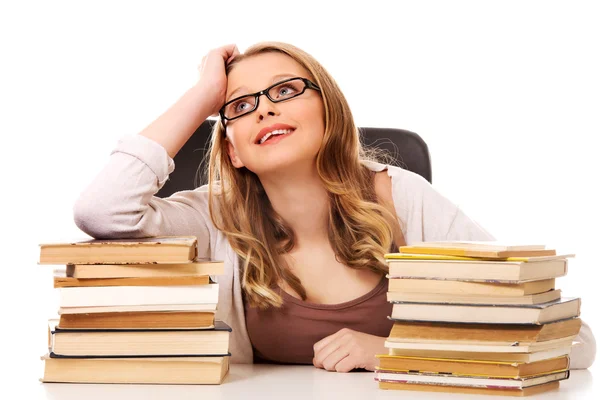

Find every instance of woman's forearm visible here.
[139,84,214,158]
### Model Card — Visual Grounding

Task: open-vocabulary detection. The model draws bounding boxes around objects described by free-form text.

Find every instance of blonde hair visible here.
[207,41,397,309]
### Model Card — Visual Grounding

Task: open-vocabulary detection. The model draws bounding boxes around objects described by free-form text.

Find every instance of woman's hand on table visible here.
[312,328,386,372]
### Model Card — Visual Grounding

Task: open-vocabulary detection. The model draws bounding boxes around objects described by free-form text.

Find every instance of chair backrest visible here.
[156,120,431,198]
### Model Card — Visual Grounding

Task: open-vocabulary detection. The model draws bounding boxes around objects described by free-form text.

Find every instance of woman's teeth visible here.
[259,129,293,144]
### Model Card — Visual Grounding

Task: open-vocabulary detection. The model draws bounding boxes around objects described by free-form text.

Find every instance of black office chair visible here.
[156,119,431,198]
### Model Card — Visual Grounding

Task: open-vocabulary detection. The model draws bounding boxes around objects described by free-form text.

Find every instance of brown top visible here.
[244,275,393,364]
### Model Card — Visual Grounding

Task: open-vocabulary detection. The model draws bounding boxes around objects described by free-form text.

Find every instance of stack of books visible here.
[38,236,231,384]
[376,241,580,396]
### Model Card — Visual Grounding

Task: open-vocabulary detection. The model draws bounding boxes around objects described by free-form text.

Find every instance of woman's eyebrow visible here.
[226,73,297,101]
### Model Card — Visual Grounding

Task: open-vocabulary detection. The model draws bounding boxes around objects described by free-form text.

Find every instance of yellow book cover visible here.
[396,241,558,259]
[384,253,575,262]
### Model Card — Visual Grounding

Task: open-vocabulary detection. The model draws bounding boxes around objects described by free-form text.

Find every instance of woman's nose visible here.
[256,98,279,120]
[259,111,276,120]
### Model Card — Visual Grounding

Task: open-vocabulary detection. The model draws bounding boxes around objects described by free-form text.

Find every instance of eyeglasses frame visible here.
[219,77,321,121]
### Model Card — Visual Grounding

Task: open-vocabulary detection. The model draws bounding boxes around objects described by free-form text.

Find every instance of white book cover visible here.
[374,371,568,389]
[59,284,219,307]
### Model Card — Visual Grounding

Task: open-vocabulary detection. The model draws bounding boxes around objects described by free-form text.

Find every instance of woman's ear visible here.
[226,139,245,168]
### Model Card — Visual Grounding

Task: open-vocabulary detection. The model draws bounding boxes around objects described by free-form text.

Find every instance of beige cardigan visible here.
[73,134,596,368]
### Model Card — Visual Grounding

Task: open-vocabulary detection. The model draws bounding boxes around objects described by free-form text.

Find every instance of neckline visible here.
[278,275,387,311]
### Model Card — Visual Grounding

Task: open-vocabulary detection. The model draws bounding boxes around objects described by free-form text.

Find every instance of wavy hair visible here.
[207,41,399,309]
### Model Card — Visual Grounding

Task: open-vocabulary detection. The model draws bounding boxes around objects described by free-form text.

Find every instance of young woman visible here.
[74,42,595,372]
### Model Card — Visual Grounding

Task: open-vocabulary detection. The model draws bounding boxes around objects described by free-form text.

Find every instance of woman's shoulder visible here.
[362,160,433,201]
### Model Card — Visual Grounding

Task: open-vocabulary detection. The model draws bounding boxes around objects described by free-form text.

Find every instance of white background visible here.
[0,0,598,384]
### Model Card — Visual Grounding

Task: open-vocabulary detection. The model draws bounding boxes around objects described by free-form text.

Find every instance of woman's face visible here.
[223,52,325,176]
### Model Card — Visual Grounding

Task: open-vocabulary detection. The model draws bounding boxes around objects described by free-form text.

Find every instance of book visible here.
[385,253,571,262]
[387,319,582,345]
[39,236,198,264]
[387,346,572,363]
[376,355,570,378]
[387,278,555,296]
[58,310,216,330]
[387,259,567,282]
[54,272,210,288]
[66,261,224,279]
[386,289,561,305]
[398,241,557,259]
[378,380,559,396]
[384,336,576,354]
[402,241,547,251]
[58,283,219,308]
[390,297,581,324]
[59,303,218,315]
[374,370,569,389]
[41,355,230,384]
[49,319,231,356]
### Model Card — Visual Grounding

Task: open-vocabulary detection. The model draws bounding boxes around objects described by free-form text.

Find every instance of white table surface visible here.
[9,364,597,400]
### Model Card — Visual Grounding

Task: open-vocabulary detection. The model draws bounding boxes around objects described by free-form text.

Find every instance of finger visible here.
[226,46,240,65]
[334,353,358,373]
[218,43,238,60]
[226,55,237,65]
[226,44,240,57]
[313,330,352,368]
[321,345,351,372]
[313,328,349,355]
[230,45,240,58]
[313,338,342,369]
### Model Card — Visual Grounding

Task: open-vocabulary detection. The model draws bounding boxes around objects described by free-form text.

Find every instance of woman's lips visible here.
[257,129,295,146]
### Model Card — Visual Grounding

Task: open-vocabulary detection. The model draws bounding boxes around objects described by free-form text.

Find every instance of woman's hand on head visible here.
[312,328,386,372]
[196,44,241,117]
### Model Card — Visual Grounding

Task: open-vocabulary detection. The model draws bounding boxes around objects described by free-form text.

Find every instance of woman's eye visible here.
[278,85,295,96]
[235,101,250,112]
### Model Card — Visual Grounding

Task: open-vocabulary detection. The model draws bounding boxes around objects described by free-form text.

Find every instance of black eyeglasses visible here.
[219,77,321,121]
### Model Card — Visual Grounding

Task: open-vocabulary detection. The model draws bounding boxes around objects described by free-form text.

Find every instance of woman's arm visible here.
[570,320,596,369]
[72,83,214,244]
[73,45,240,259]
[72,133,213,256]
[141,44,239,158]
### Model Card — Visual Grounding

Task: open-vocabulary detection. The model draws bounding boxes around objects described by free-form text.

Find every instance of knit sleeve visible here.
[73,134,212,259]
[570,320,597,369]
